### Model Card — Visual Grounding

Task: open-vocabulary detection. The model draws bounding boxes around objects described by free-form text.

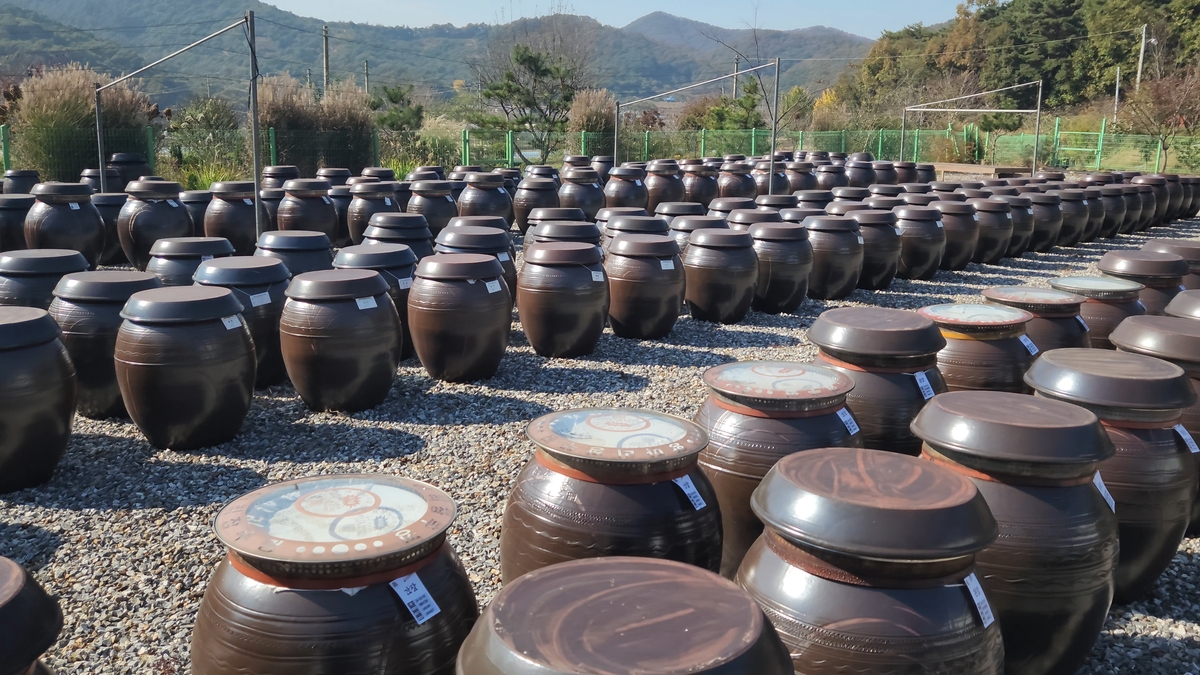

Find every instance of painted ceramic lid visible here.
[982,286,1085,315]
[808,307,946,357]
[121,286,244,323]
[702,361,853,412]
[608,234,680,258]
[0,249,89,275]
[529,207,585,222]
[1099,250,1189,279]
[0,306,60,350]
[415,253,504,281]
[148,237,235,258]
[918,303,1033,330]
[215,474,456,577]
[194,257,291,287]
[751,447,997,559]
[526,408,707,476]
[52,270,160,302]
[1024,348,1196,412]
[1110,315,1200,371]
[256,230,332,251]
[1050,276,1144,301]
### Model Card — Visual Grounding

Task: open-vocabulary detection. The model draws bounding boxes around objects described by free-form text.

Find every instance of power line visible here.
[255,17,471,66]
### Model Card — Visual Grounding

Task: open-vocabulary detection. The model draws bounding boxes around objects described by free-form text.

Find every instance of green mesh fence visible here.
[12,127,154,183]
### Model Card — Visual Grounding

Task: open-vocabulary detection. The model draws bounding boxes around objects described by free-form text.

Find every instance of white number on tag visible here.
[660,259,675,270]
[201,255,214,262]
[1076,315,1090,330]
[1093,472,1116,511]
[591,270,605,282]
[389,573,440,625]
[397,277,413,289]
[497,252,510,261]
[220,315,241,330]
[321,195,331,204]
[384,197,392,206]
[1019,334,1039,355]
[244,198,254,205]
[963,573,995,628]
[836,408,860,435]
[672,475,707,510]
[1175,424,1200,453]
[914,371,935,400]
[167,199,178,207]
[355,296,377,310]
[249,291,272,307]
[485,280,502,294]
[69,202,80,210]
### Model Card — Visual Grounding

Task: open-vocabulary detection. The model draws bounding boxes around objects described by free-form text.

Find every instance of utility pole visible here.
[306,68,312,89]
[322,25,330,95]
[94,84,107,193]
[1136,24,1147,91]
[364,60,369,94]
[733,56,739,99]
[769,58,780,194]
[1114,66,1120,123]
[248,11,264,238]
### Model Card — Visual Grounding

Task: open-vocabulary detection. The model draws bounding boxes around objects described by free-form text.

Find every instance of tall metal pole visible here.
[1136,24,1147,91]
[322,26,330,95]
[248,11,265,237]
[733,56,739,99]
[1032,80,1043,173]
[1114,66,1120,123]
[613,101,621,165]
[94,84,107,193]
[900,108,907,159]
[364,60,369,93]
[768,58,780,194]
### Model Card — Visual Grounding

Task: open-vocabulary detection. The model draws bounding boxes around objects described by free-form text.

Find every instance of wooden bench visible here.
[933,162,1032,178]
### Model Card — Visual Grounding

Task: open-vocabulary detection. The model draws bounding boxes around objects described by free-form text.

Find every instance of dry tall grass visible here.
[568,88,615,133]
[258,74,318,130]
[12,63,151,129]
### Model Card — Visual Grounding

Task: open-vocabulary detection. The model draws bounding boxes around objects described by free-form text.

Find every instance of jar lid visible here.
[794,190,833,203]
[708,197,757,212]
[363,225,432,243]
[474,557,764,675]
[415,253,505,280]
[779,207,827,223]
[752,448,996,560]
[1099,250,1189,279]
[360,167,397,180]
[0,306,61,350]
[720,162,754,172]
[256,230,332,251]
[870,160,894,168]
[1098,185,1124,197]
[966,197,1008,213]
[608,233,680,258]
[981,286,1084,314]
[868,185,905,196]
[282,178,332,193]
[894,206,940,221]
[595,206,647,222]
[918,303,1033,331]
[260,188,285,199]
[526,408,707,476]
[1165,290,1200,320]
[194,256,292,286]
[1027,192,1061,205]
[563,167,601,182]
[0,556,63,667]
[4,169,38,177]
[815,164,845,173]
[864,196,905,210]
[936,192,969,202]
[1136,184,1155,193]
[703,361,853,412]
[1024,348,1196,412]
[516,177,557,192]
[727,209,782,225]
[605,215,669,235]
[263,165,300,176]
[148,237,235,258]
[333,243,417,270]
[688,229,753,249]
[913,391,1112,470]
[125,180,184,198]
[1143,239,1200,269]
[723,154,747,161]
[1110,315,1200,369]
[492,167,522,178]
[0,249,89,275]
[286,268,389,301]
[0,194,36,209]
[901,193,939,206]
[214,474,455,578]
[529,221,601,241]
[749,222,808,241]
[349,181,395,196]
[754,195,798,209]
[121,286,244,323]
[831,186,870,200]
[804,215,860,232]
[996,195,1032,208]
[317,167,352,178]
[526,165,557,175]
[1046,188,1085,201]
[929,181,960,191]
[825,202,871,216]
[608,166,646,180]
[209,181,256,197]
[53,270,160,302]
[435,224,512,251]
[899,183,931,193]
[346,176,381,185]
[368,213,428,231]
[785,161,814,171]
[1133,175,1166,185]
[406,171,440,182]
[655,202,706,216]
[465,172,503,187]
[525,241,602,265]
[894,161,916,168]
[447,216,509,232]
[529,207,585,222]
[31,182,93,197]
[849,209,898,226]
[1049,275,1144,300]
[329,185,351,197]
[91,193,128,207]
[670,215,727,233]
[933,201,977,215]
[808,307,945,356]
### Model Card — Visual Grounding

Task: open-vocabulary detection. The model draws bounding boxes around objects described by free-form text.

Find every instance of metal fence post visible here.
[750,128,757,156]
[268,127,277,166]
[460,129,468,166]
[798,130,803,153]
[877,130,883,158]
[506,130,514,168]
[372,128,380,166]
[1155,140,1163,172]
[1,125,11,172]
[700,129,707,157]
[1051,117,1061,166]
[145,126,156,172]
[841,129,846,153]
[913,129,920,162]
[581,131,587,157]
[643,131,650,162]
[1096,117,1106,170]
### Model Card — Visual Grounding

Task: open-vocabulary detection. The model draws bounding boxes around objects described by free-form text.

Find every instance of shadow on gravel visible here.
[0,523,62,570]
[486,357,651,394]
[375,390,554,426]
[215,420,427,464]
[1086,634,1200,674]
[586,339,738,368]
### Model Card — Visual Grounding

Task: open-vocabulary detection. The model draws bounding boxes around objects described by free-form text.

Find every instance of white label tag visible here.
[894,226,903,235]
[321,195,331,204]
[634,179,643,186]
[384,197,392,205]
[856,235,864,244]
[914,371,935,400]
[398,277,413,289]
[485,280,502,294]
[1076,315,1090,330]
[201,255,214,262]
[592,183,599,188]
[935,221,943,227]
[69,202,80,210]
[1175,424,1200,453]
[1093,472,1116,511]
[660,259,674,270]
[672,475,707,510]
[497,252,510,262]
[389,573,440,625]
[167,199,178,207]
[497,187,507,194]
[244,198,254,205]
[591,270,605,282]
[1019,334,1039,355]
[220,315,241,330]
[963,573,996,628]
[355,296,378,310]
[249,291,272,307]
[836,408,860,435]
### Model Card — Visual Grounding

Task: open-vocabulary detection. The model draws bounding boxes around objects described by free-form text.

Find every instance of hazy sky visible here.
[262,0,962,39]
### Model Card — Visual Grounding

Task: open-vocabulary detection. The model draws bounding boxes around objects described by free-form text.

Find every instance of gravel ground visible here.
[3,215,1200,674]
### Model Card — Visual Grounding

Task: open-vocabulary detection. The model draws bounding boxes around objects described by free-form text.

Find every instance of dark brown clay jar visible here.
[281,269,401,412]
[362,166,398,181]
[726,208,781,232]
[849,209,901,290]
[1135,184,1158,231]
[749,222,811,313]
[194,257,292,388]
[0,555,63,674]
[893,206,946,280]
[1144,239,1200,289]
[558,168,605,220]
[893,161,918,183]
[717,163,757,199]
[604,166,650,209]
[695,362,861,576]
[0,249,90,309]
[1098,250,1189,315]
[915,163,937,182]
[333,243,417,361]
[902,193,939,206]
[590,155,614,183]
[901,182,933,194]
[277,178,337,242]
[1051,276,1146,350]
[604,234,685,339]
[655,201,706,226]
[83,193,124,265]
[25,182,105,269]
[808,307,948,454]
[738,448,1003,675]
[0,195,34,252]
[683,229,758,324]
[1157,173,1185,222]
[646,161,686,213]
[523,220,602,256]
[912,392,1118,675]
[1025,193,1064,253]
[751,161,789,196]
[329,185,353,247]
[116,286,255,450]
[255,230,334,277]
[683,163,720,206]
[511,178,559,234]
[434,225,517,304]
[193,474,477,675]
[1120,185,1143,234]
[707,197,756,219]
[260,164,299,189]
[601,215,670,252]
[0,307,75,492]
[205,181,263,255]
[259,188,283,231]
[516,243,607,358]
[813,164,849,191]
[500,408,722,581]
[363,213,435,259]
[804,216,863,300]
[316,167,351,186]
[1025,349,1198,603]
[146,237,235,287]
[982,286,1091,350]
[784,161,817,193]
[117,180,191,270]
[1080,187,1105,241]
[1132,175,1169,227]
[870,161,898,185]
[933,201,979,271]
[843,160,875,188]
[755,194,798,211]
[79,167,119,195]
[4,169,40,194]
[105,152,151,189]
[408,253,511,383]
[919,303,1037,393]
[992,195,1034,257]
[967,198,1013,264]
[457,172,513,225]
[407,180,458,238]
[669,215,727,255]
[347,182,401,245]
[1043,189,1086,247]
[179,190,211,237]
[49,271,161,418]
[460,556,792,675]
